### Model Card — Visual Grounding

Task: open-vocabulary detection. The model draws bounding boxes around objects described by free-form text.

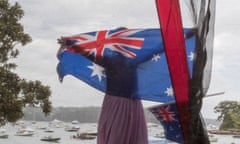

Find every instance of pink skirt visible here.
[97,94,148,144]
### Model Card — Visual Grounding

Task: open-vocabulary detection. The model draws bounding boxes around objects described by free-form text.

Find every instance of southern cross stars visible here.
[165,86,174,97]
[87,63,105,81]
[152,53,161,62]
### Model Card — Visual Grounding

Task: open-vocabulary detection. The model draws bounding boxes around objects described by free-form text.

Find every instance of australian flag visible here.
[148,103,183,143]
[57,27,196,102]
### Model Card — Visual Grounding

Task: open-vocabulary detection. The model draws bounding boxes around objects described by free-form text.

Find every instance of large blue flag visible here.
[57,28,196,102]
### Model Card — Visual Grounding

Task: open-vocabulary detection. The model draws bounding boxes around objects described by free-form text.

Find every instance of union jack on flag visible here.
[61,29,144,60]
[57,27,196,102]
[152,105,176,122]
[148,103,183,143]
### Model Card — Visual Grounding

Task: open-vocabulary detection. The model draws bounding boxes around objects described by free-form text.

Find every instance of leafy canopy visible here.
[0,0,52,126]
[214,100,240,130]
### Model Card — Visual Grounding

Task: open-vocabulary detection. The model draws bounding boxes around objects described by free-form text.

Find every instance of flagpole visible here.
[148,92,225,108]
[205,92,225,97]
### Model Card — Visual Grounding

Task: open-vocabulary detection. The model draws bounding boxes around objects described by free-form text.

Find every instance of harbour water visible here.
[0,121,97,144]
[0,121,239,144]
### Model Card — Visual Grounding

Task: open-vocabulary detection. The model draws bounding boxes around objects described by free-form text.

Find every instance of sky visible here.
[8,0,240,119]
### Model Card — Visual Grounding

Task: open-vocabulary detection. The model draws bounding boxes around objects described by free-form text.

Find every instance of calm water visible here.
[1,121,96,144]
[0,121,239,144]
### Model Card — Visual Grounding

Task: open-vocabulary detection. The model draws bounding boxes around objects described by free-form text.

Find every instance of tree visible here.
[0,67,23,125]
[0,0,31,69]
[214,100,240,130]
[0,0,52,126]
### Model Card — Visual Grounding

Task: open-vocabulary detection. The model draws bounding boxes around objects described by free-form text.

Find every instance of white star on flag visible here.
[87,63,105,81]
[165,86,174,97]
[188,51,195,61]
[151,53,161,62]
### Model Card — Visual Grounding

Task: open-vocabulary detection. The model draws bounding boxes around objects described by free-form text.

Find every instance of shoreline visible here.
[208,129,240,135]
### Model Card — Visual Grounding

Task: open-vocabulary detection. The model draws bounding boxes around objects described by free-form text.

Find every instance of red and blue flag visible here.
[57,28,196,102]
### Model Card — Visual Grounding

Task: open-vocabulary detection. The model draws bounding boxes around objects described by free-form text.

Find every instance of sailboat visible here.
[15,126,34,136]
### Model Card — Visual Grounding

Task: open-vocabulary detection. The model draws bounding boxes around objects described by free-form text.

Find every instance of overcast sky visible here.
[9,0,240,119]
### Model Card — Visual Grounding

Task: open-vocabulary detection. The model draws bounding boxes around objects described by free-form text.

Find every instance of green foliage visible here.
[214,100,240,130]
[0,0,31,69]
[0,0,52,126]
[231,113,240,129]
[0,67,23,125]
[0,67,52,126]
[20,80,52,115]
[214,101,240,121]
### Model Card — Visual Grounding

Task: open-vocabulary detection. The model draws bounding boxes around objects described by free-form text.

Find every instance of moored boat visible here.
[15,126,34,136]
[233,135,240,138]
[64,125,80,132]
[208,134,218,142]
[0,129,8,139]
[15,131,34,136]
[40,135,61,142]
[72,132,96,140]
[71,120,79,124]
[44,127,54,133]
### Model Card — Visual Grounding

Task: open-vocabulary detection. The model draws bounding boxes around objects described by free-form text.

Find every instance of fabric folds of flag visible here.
[57,28,196,103]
